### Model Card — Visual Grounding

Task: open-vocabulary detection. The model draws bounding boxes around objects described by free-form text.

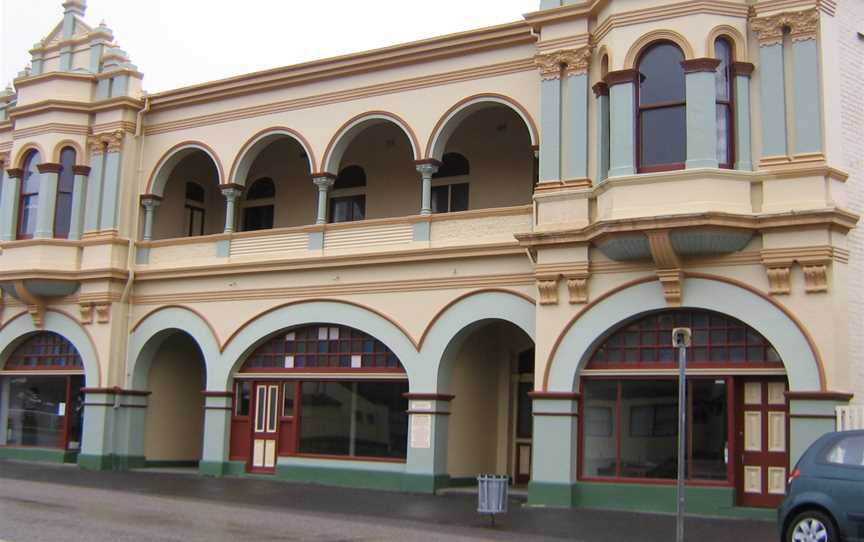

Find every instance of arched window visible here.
[184,182,205,236]
[637,42,686,172]
[242,178,275,232]
[17,150,41,239]
[430,152,469,214]
[330,166,366,223]
[232,324,408,465]
[54,147,76,238]
[2,332,86,451]
[715,38,735,169]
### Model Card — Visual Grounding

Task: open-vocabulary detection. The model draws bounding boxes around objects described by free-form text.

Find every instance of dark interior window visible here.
[431,183,469,214]
[243,178,275,232]
[715,38,734,168]
[335,165,366,190]
[330,195,365,223]
[17,150,41,240]
[246,178,275,200]
[185,182,205,202]
[54,147,76,238]
[432,153,470,179]
[638,42,686,172]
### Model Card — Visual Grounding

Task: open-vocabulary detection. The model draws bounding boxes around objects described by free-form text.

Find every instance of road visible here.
[0,461,778,541]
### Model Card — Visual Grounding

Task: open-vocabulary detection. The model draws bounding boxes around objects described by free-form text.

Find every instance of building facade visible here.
[0,0,862,516]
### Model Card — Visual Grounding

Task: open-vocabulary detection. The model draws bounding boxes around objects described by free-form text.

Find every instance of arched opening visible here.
[580,308,789,508]
[441,320,535,486]
[143,331,206,466]
[17,150,41,240]
[0,332,86,455]
[150,149,223,240]
[432,104,534,211]
[636,41,686,173]
[239,136,314,231]
[230,323,408,473]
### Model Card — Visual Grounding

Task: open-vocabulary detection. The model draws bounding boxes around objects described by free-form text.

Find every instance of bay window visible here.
[637,42,686,172]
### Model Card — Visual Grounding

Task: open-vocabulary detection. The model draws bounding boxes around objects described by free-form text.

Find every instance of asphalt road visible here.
[0,461,779,542]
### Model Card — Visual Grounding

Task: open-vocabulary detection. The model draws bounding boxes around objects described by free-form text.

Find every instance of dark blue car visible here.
[779,430,864,542]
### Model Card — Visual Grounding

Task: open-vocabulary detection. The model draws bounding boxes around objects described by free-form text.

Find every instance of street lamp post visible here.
[672,327,692,542]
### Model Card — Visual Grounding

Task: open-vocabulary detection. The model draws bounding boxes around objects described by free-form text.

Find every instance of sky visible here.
[1,0,539,94]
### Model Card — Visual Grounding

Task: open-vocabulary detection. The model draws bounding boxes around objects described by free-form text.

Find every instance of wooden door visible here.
[249,383,280,473]
[736,379,788,507]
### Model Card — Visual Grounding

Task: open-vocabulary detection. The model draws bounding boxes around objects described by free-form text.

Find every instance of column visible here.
[98,133,124,232]
[732,62,754,171]
[415,160,440,216]
[527,393,579,507]
[312,174,335,225]
[682,59,721,169]
[34,163,61,239]
[562,49,591,180]
[791,34,822,155]
[535,53,563,182]
[139,195,162,241]
[84,138,106,234]
[403,394,453,493]
[68,165,90,240]
[593,82,610,182]
[220,184,243,234]
[0,166,20,241]
[59,46,73,72]
[606,69,638,177]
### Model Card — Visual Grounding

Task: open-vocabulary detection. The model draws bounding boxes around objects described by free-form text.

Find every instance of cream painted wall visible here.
[143,333,206,461]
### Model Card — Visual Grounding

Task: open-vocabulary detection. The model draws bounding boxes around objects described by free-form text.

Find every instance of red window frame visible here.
[715,37,736,169]
[4,332,84,371]
[17,150,41,240]
[636,41,687,174]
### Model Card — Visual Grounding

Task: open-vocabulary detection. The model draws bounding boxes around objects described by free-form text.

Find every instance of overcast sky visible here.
[1,0,539,94]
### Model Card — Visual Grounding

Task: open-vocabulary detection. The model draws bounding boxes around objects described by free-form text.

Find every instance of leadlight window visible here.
[637,42,686,172]
[17,150,41,240]
[715,38,735,168]
[241,324,404,371]
[54,147,76,238]
[587,309,782,368]
[4,332,83,371]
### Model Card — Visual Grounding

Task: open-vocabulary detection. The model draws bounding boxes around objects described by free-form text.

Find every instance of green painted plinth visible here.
[77,454,146,471]
[198,460,245,477]
[527,481,577,507]
[0,447,77,464]
[275,464,404,491]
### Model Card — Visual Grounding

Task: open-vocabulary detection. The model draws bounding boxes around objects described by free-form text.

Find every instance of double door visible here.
[736,379,789,508]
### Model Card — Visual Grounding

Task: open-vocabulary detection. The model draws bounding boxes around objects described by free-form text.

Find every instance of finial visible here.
[62,0,86,17]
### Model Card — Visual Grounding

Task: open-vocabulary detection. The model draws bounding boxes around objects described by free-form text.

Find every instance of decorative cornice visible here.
[750,8,819,46]
[681,58,722,73]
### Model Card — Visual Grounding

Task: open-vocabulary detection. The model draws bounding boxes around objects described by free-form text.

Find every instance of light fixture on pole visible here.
[672,327,691,542]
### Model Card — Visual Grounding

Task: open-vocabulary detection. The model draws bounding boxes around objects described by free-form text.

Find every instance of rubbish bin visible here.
[477,474,508,525]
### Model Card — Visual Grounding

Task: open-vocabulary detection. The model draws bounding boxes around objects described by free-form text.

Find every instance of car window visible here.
[824,435,864,467]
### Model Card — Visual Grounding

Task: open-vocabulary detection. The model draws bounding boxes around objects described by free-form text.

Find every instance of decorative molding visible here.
[87,130,124,154]
[786,390,852,402]
[750,8,819,46]
[591,1,749,44]
[534,46,591,79]
[605,69,639,86]
[561,47,593,77]
[656,268,683,306]
[566,275,589,304]
[95,303,110,324]
[592,82,609,97]
[72,165,91,176]
[766,266,792,295]
[681,58,722,73]
[36,162,62,174]
[5,168,23,179]
[534,51,563,80]
[731,61,755,77]
[802,264,828,293]
[79,303,93,325]
[536,275,560,305]
[12,123,89,139]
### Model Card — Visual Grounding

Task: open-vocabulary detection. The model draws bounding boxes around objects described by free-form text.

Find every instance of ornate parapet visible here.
[750,8,819,46]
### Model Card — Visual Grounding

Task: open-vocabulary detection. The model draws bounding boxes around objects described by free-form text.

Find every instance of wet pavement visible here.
[0,460,778,541]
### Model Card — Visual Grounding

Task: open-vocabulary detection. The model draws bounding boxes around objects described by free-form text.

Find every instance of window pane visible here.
[66,375,85,450]
[283,383,295,417]
[691,380,728,480]
[516,381,533,439]
[19,194,39,237]
[825,436,864,467]
[582,381,618,477]
[451,183,469,212]
[353,381,408,459]
[235,381,251,416]
[431,185,448,214]
[243,205,274,231]
[638,43,685,105]
[299,382,352,455]
[5,375,69,448]
[715,39,732,101]
[352,196,365,221]
[54,192,73,238]
[640,106,686,167]
[331,199,349,223]
[717,104,732,165]
[621,380,678,479]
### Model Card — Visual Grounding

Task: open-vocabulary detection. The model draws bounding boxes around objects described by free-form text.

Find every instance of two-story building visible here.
[0,0,861,516]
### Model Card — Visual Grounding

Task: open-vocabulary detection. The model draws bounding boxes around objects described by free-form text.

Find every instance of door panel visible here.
[249,383,280,473]
[736,378,788,508]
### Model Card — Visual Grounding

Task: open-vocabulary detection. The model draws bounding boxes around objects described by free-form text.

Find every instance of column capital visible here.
[36,162,62,174]
[534,46,592,80]
[681,58,722,73]
[88,130,125,155]
[5,168,23,179]
[0,152,9,168]
[605,69,639,86]
[73,165,92,176]
[592,81,609,98]
[731,61,755,78]
[219,183,244,198]
[750,8,819,46]
[312,174,336,190]
[415,159,441,176]
[139,194,162,209]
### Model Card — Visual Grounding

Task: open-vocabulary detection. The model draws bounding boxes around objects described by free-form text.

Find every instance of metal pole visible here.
[673,328,691,542]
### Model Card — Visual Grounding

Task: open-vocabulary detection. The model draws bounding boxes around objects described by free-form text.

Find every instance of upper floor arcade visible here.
[0,0,855,282]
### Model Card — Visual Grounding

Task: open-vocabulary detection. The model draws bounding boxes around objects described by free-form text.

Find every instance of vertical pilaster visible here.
[139,195,162,242]
[732,62,755,171]
[83,149,105,233]
[527,393,579,507]
[0,167,20,242]
[200,393,233,476]
[682,59,721,169]
[30,53,44,76]
[404,395,453,493]
[415,160,440,216]
[59,46,73,72]
[220,185,243,234]
[98,134,124,232]
[89,41,104,73]
[593,82,610,182]
[535,53,563,183]
[312,174,336,225]
[606,69,638,177]
[758,43,788,159]
[68,165,90,240]
[34,163,61,239]
[791,38,822,155]
[563,52,590,180]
